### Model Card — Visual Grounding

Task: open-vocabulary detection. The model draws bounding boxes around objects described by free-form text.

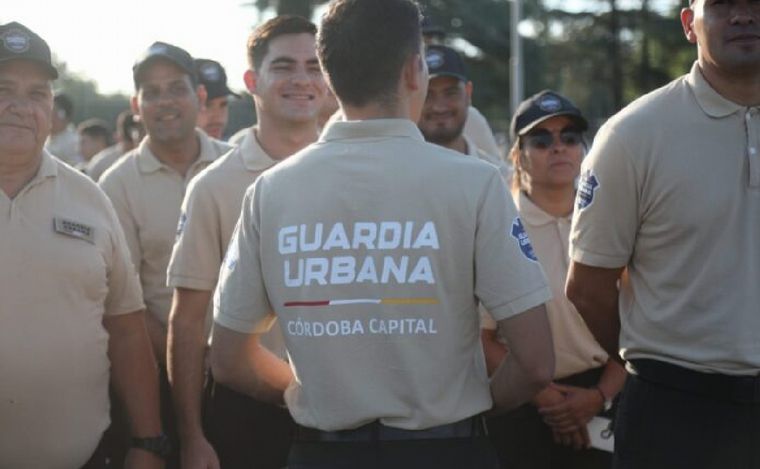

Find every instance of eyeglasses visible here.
[522,128,583,150]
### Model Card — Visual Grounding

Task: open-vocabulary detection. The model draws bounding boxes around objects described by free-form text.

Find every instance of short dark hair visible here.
[77,118,112,145]
[54,94,74,119]
[247,15,317,71]
[318,0,423,107]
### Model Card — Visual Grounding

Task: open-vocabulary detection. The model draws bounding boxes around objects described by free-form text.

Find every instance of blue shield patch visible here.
[175,212,187,240]
[576,170,600,210]
[510,217,538,262]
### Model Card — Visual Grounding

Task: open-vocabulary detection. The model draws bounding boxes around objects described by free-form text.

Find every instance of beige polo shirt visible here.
[214,119,551,431]
[570,62,760,375]
[465,134,511,183]
[0,151,143,469]
[99,130,231,324]
[167,129,286,355]
[464,106,501,160]
[483,192,607,379]
[86,143,127,182]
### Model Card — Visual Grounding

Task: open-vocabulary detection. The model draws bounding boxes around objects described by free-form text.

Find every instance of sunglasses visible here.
[522,128,583,150]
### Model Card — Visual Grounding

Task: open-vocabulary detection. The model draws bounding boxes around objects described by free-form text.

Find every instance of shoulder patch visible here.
[510,217,538,262]
[576,169,600,210]
[176,212,187,240]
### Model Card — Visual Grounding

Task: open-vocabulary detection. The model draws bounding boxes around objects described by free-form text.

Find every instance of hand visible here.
[124,448,165,469]
[180,435,220,469]
[531,384,566,409]
[552,426,591,450]
[538,384,604,433]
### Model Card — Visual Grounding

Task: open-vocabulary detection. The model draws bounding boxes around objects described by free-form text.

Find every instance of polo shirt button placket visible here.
[746,109,760,188]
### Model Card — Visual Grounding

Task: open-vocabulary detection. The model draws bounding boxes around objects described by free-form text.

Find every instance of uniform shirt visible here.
[483,192,607,379]
[99,130,230,324]
[464,106,501,160]
[570,62,760,375]
[0,151,143,469]
[86,143,128,182]
[45,124,82,167]
[465,134,511,183]
[167,129,286,355]
[214,119,551,431]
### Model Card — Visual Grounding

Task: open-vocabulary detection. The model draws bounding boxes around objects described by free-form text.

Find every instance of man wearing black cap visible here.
[195,58,238,140]
[567,0,760,467]
[99,40,231,468]
[0,22,164,468]
[419,44,509,180]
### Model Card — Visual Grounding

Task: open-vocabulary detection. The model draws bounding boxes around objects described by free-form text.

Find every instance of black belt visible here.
[295,416,486,442]
[629,359,760,404]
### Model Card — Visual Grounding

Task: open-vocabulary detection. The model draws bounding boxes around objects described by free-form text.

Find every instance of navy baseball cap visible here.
[425,45,467,82]
[133,41,197,89]
[0,22,58,79]
[510,90,588,141]
[194,59,239,100]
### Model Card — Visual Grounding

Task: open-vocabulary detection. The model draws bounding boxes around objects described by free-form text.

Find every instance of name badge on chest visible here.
[53,217,95,244]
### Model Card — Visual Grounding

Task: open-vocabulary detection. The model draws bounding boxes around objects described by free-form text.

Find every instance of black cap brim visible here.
[0,57,58,79]
[518,112,588,137]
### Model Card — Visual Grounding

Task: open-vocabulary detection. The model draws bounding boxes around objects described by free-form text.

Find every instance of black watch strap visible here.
[131,433,171,459]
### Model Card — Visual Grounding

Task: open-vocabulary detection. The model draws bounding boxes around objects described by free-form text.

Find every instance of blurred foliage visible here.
[53,0,698,139]
[418,0,696,134]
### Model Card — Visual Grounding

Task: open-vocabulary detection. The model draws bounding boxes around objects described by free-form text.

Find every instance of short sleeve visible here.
[167,177,223,291]
[570,123,639,268]
[474,171,552,321]
[213,179,275,333]
[102,194,145,316]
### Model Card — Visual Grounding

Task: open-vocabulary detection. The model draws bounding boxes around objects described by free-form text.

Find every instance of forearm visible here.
[480,328,508,377]
[167,289,212,441]
[211,325,293,405]
[566,263,625,361]
[106,311,162,437]
[145,310,168,366]
[595,359,627,400]
[490,304,554,412]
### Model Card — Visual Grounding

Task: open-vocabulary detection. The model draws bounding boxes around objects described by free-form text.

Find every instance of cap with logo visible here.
[133,41,197,89]
[425,45,467,83]
[194,59,239,100]
[0,22,58,79]
[510,90,588,142]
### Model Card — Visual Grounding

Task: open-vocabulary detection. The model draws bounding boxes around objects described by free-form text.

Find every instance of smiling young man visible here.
[167,16,324,469]
[566,0,760,467]
[0,22,163,469]
[210,1,554,468]
[418,44,509,180]
[99,41,231,468]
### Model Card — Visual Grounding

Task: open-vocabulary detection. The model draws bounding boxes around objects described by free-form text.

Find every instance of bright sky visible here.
[4,0,274,95]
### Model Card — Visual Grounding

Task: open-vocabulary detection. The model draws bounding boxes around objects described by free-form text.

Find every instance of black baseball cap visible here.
[510,90,588,141]
[194,59,239,100]
[0,22,58,79]
[133,41,197,89]
[425,45,467,82]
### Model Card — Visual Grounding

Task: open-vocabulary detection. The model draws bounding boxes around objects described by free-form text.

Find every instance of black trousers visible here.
[286,437,501,469]
[486,367,613,469]
[613,360,760,469]
[206,381,295,469]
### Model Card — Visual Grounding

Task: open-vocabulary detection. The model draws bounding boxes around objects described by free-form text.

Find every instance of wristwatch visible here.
[131,433,171,459]
[594,386,614,412]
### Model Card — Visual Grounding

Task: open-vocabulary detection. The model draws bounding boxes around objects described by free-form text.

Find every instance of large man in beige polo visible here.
[566,0,760,466]
[166,15,325,469]
[0,21,163,469]
[99,42,231,365]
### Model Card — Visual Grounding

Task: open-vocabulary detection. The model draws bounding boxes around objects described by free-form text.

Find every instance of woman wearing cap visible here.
[481,90,626,469]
